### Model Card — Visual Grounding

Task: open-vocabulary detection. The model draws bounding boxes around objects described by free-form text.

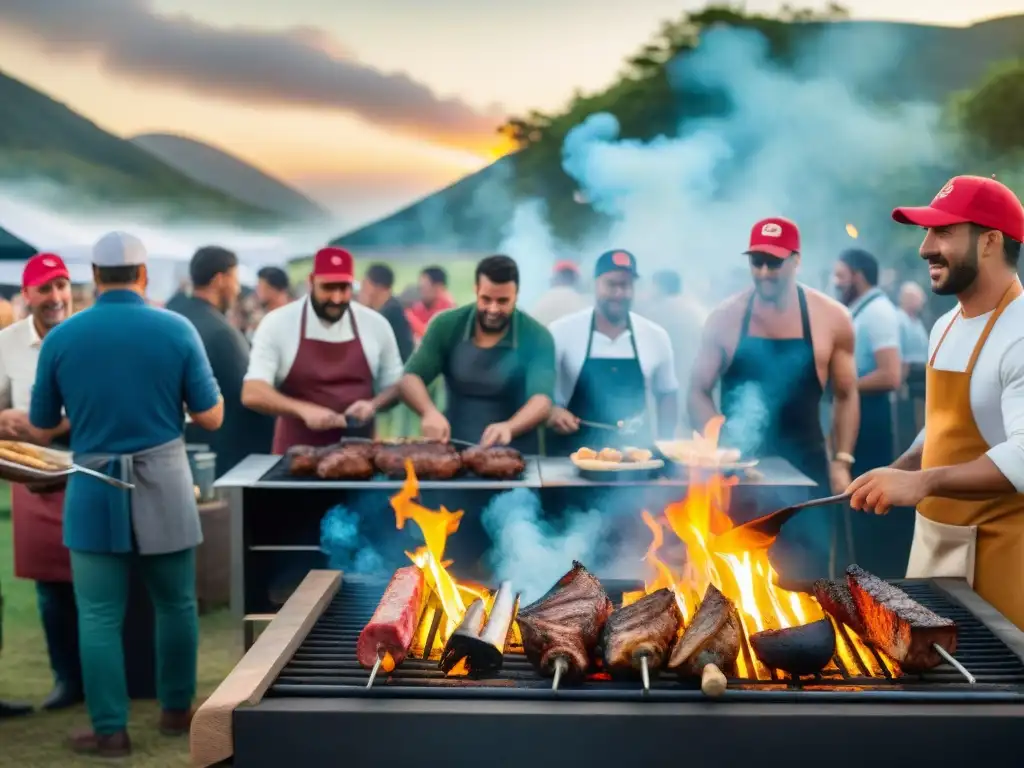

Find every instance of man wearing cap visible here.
[400,255,555,451]
[689,218,859,582]
[0,253,82,712]
[242,247,404,452]
[530,260,589,327]
[547,250,678,452]
[847,176,1024,629]
[29,231,224,756]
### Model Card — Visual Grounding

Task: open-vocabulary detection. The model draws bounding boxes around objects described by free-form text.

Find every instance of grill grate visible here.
[267,576,1024,701]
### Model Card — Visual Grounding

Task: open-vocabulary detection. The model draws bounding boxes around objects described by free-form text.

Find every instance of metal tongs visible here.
[578,414,645,435]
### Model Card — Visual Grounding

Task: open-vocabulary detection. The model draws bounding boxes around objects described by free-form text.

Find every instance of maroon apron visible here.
[271,304,376,453]
[12,484,71,582]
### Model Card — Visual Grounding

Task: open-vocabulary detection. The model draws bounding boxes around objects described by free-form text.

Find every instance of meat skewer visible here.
[515,561,614,691]
[812,577,869,639]
[598,589,681,693]
[846,565,971,682]
[357,566,426,687]
[668,583,741,698]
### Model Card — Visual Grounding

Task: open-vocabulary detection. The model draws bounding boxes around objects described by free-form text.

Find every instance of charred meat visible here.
[286,445,324,476]
[812,578,868,638]
[847,564,957,671]
[375,441,462,479]
[516,561,614,681]
[317,448,376,480]
[668,583,741,677]
[461,446,526,480]
[750,618,836,676]
[599,589,681,676]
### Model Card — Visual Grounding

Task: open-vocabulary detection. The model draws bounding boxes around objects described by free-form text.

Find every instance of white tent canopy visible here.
[0,191,323,300]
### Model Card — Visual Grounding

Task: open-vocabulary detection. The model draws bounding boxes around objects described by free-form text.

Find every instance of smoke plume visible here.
[320,504,387,576]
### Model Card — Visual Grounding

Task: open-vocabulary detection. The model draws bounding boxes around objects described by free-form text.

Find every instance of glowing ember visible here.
[635,416,825,673]
[846,223,859,239]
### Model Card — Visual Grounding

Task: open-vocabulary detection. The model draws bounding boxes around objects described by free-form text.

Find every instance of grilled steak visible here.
[812,578,868,639]
[598,588,681,675]
[375,441,462,479]
[356,566,426,669]
[317,448,376,480]
[847,564,957,671]
[516,561,614,680]
[287,445,324,476]
[668,583,741,677]
[461,446,526,479]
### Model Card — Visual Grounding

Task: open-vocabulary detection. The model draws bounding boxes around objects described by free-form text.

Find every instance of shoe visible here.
[0,699,33,718]
[67,727,132,758]
[42,682,84,711]
[159,708,194,736]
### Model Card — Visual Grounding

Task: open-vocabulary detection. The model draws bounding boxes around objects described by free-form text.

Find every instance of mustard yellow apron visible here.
[909,279,1024,629]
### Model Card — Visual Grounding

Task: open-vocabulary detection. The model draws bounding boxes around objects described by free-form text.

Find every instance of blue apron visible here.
[719,286,832,582]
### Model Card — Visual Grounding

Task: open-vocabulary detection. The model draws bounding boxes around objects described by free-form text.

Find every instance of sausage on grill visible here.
[286,445,323,476]
[317,449,375,480]
[356,566,426,669]
[847,564,957,671]
[375,441,462,479]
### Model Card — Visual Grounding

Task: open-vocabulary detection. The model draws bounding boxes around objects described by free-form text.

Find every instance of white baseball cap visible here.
[92,231,147,267]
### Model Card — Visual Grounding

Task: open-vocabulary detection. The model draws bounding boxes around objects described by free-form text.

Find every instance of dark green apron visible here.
[443,311,539,453]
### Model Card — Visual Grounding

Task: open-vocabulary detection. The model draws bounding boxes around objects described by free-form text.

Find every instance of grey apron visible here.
[76,437,201,555]
[443,313,539,454]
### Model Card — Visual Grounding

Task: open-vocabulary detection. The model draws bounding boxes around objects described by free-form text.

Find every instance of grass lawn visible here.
[0,485,241,767]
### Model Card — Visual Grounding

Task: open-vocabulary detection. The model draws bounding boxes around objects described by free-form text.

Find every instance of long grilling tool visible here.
[577,414,645,435]
[711,492,852,552]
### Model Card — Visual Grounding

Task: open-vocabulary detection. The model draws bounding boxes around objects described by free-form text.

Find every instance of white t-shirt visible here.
[244,297,404,392]
[916,293,1024,492]
[0,318,42,411]
[549,308,679,407]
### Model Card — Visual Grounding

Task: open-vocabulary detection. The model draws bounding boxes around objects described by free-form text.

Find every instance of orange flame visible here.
[636,417,824,667]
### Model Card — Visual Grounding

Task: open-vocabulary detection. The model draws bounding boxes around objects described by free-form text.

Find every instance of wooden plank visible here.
[190,569,342,768]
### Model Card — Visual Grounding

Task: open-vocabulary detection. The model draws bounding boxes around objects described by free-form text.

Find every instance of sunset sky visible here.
[0,0,1020,226]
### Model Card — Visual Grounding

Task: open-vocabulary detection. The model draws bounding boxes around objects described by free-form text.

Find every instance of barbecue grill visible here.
[192,570,1024,768]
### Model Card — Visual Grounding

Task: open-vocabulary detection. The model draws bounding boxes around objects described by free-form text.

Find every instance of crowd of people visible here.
[1,174,1023,760]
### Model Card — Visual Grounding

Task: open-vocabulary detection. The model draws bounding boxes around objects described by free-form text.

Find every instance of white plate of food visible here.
[570,447,665,473]
[655,439,759,471]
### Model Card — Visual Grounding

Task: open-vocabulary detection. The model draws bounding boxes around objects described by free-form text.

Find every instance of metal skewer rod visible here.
[933,644,975,685]
[366,646,386,689]
[640,655,651,694]
[552,657,568,692]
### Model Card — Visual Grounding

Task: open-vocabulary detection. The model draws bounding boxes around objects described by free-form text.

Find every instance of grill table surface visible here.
[537,455,814,487]
[216,454,542,489]
[232,575,1024,768]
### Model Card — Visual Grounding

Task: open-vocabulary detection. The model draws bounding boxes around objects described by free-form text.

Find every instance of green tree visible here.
[953,58,1024,157]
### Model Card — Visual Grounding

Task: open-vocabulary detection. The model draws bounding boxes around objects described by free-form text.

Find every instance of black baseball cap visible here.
[595,249,639,278]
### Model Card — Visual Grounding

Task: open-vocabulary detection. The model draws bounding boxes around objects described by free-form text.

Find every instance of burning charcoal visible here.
[749,618,836,676]
[598,589,681,679]
[516,561,614,684]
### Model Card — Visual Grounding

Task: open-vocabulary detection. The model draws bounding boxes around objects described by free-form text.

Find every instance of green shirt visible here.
[404,305,556,400]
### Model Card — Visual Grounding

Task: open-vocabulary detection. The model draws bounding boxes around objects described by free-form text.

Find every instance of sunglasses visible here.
[748,253,787,270]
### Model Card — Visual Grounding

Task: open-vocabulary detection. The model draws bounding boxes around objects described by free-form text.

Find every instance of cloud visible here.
[0,0,505,150]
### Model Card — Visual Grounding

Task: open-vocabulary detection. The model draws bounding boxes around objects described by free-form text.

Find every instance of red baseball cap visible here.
[553,259,579,274]
[892,176,1024,243]
[312,247,355,283]
[23,252,70,290]
[746,217,800,259]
